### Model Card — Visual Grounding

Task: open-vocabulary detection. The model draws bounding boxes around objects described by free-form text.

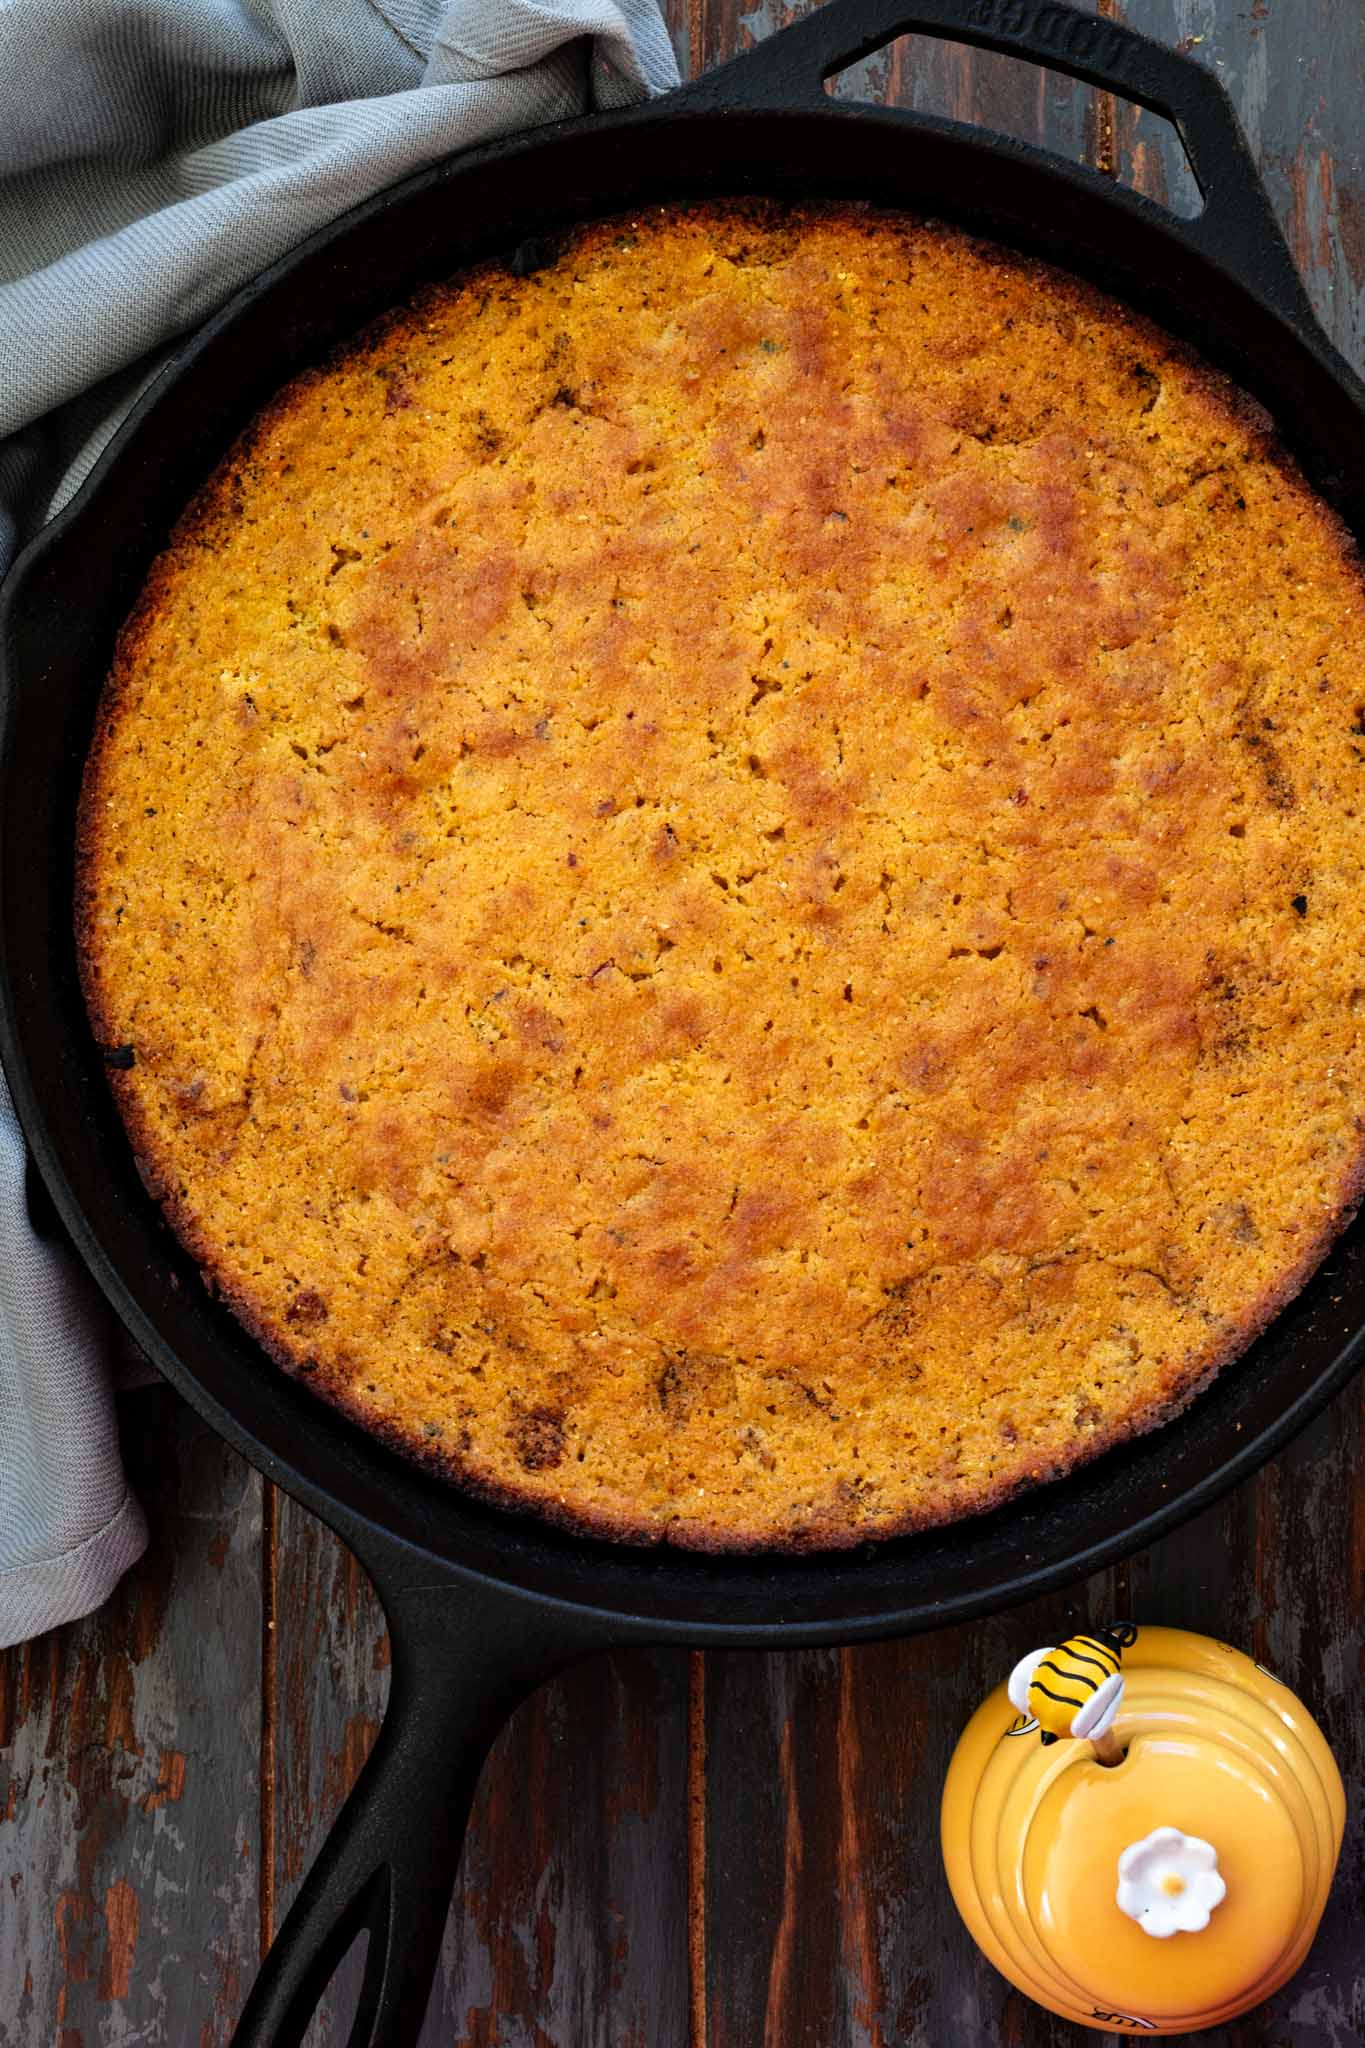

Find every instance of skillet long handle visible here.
[233,1570,610,2048]
[683,0,1315,332]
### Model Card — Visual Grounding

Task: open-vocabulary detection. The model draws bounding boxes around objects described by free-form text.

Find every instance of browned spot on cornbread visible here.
[77,202,1365,1551]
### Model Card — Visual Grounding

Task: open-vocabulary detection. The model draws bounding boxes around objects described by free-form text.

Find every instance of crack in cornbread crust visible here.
[78,200,1365,1552]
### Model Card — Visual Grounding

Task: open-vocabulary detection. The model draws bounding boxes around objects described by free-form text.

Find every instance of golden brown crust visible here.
[77,200,1365,1551]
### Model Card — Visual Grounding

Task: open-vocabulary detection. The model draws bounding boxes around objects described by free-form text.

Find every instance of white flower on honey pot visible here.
[1117,1826,1227,1938]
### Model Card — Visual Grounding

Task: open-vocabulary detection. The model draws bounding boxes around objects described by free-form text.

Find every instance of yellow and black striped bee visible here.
[1008,1623,1138,1746]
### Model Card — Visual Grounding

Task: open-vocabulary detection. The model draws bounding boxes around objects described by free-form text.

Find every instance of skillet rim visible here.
[5,84,1365,1642]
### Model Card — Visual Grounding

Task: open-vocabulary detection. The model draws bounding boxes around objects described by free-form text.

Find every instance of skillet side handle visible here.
[682,0,1316,332]
[232,1570,611,2048]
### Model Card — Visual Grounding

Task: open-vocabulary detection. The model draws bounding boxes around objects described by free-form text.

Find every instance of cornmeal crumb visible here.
[76,202,1365,1551]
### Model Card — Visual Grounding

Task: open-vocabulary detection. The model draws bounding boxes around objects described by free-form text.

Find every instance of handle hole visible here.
[823,33,1203,220]
[291,1926,370,2047]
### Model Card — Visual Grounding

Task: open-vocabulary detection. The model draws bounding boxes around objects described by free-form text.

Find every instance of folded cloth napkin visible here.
[0,0,679,1650]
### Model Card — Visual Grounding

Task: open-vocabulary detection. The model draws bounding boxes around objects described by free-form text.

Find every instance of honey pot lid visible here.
[1024,1733,1307,2017]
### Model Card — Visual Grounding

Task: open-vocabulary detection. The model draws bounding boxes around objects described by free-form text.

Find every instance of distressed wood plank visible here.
[439,1647,691,2048]
[266,1486,390,2044]
[0,1385,262,2047]
[700,1565,1127,2048]
[1113,1,1365,359]
[266,1488,691,2047]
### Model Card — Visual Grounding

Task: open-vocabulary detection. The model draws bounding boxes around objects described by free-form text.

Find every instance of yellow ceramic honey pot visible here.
[941,1625,1345,2034]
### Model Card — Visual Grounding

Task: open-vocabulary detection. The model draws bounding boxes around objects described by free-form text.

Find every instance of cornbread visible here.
[77,201,1365,1551]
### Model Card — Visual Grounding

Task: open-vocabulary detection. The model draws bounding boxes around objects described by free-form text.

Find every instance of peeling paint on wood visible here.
[0,1388,262,2046]
[267,1485,389,2043]
[439,1648,690,2048]
[265,1499,691,2047]
[97,1879,140,2001]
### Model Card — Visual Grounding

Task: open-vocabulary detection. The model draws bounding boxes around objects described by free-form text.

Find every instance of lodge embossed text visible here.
[965,0,1130,76]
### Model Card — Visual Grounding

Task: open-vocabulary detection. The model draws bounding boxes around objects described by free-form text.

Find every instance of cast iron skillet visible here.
[6,2,1365,2042]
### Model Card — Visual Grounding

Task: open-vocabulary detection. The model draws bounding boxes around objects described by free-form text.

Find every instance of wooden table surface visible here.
[4,2,1364,2042]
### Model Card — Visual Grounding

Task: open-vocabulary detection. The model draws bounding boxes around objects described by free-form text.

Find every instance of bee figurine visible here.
[1008,1623,1138,1756]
